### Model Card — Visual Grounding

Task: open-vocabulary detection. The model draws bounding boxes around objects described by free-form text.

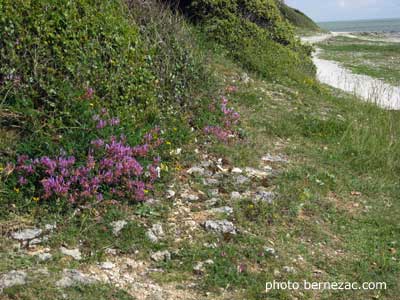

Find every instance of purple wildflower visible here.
[108,118,120,126]
[84,87,94,99]
[91,139,105,148]
[18,176,28,185]
[96,119,107,129]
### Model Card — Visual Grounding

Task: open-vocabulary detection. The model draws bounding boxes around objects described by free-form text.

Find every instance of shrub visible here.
[278,3,320,31]
[126,0,212,112]
[7,106,163,206]
[171,0,315,82]
[179,0,294,46]
[0,0,156,116]
[0,0,214,157]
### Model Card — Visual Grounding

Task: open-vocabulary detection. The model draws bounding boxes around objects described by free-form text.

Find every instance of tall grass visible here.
[126,0,213,111]
[339,105,400,177]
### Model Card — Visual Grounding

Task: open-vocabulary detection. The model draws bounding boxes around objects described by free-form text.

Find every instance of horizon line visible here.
[317,16,400,23]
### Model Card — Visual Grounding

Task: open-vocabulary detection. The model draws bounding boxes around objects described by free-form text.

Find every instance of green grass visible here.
[156,54,400,299]
[279,3,320,31]
[1,1,400,300]
[2,283,135,300]
[318,36,400,85]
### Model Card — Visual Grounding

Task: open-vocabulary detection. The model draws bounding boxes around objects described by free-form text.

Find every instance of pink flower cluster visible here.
[12,111,163,204]
[92,108,121,129]
[204,96,240,142]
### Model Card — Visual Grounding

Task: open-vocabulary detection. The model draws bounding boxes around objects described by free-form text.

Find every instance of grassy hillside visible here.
[172,0,315,81]
[279,2,320,31]
[0,1,399,299]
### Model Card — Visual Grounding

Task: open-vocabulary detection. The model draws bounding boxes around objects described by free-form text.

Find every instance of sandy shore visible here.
[301,32,400,110]
[301,31,400,44]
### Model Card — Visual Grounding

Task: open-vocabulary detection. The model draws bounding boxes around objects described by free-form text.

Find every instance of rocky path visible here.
[1,150,289,299]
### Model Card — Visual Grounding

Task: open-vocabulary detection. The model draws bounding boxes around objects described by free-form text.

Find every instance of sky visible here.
[285,0,400,22]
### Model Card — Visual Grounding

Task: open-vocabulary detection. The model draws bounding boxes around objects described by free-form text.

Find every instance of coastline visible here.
[302,31,400,110]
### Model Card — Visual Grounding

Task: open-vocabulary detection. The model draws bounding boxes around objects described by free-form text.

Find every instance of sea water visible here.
[318,18,400,33]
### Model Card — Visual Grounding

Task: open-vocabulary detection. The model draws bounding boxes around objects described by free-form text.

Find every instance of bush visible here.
[179,0,294,45]
[0,0,217,213]
[0,0,156,115]
[8,106,163,206]
[126,0,212,112]
[278,3,320,31]
[201,16,315,81]
[171,0,315,82]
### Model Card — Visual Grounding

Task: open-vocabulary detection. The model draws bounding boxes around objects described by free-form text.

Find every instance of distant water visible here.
[318,18,400,32]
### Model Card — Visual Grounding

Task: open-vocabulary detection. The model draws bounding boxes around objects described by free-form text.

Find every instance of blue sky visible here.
[286,0,400,22]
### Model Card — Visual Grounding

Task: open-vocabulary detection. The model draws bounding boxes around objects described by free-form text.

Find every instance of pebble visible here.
[203,178,219,186]
[208,189,219,197]
[37,253,52,262]
[56,269,96,288]
[100,261,115,270]
[231,167,243,174]
[193,259,214,275]
[44,223,57,231]
[210,206,233,215]
[245,167,269,179]
[262,154,288,163]
[283,266,296,274]
[240,72,251,84]
[0,270,27,291]
[231,191,242,200]
[105,248,118,255]
[203,220,237,234]
[151,250,171,262]
[181,192,199,202]
[29,237,43,246]
[151,224,164,237]
[236,175,250,185]
[254,191,276,204]
[203,242,218,248]
[166,190,175,199]
[110,220,127,236]
[146,230,159,243]
[205,198,219,207]
[187,166,205,175]
[60,247,82,260]
[11,228,42,241]
[200,160,213,168]
[264,247,276,256]
[146,223,164,243]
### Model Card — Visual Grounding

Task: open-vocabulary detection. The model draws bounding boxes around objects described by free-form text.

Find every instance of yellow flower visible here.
[248,204,254,209]
[14,187,20,193]
[144,189,149,194]
[173,127,177,132]
[89,103,94,107]
[166,141,171,145]
[160,163,168,172]
[32,197,40,202]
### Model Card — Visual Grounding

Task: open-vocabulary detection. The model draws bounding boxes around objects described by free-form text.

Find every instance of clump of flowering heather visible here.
[204,96,240,142]
[11,109,163,204]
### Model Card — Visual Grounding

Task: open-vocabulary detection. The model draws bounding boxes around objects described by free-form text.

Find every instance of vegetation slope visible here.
[0,0,399,299]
